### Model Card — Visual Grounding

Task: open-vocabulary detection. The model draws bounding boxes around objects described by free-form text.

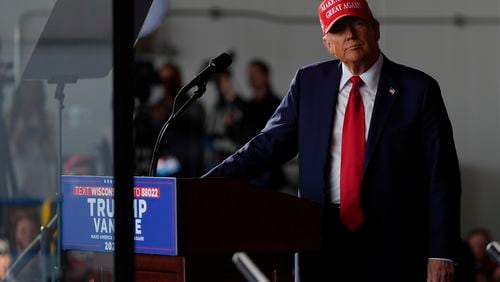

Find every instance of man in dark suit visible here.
[205,0,461,281]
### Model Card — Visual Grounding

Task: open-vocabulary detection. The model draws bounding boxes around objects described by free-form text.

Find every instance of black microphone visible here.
[487,241,500,265]
[185,53,232,88]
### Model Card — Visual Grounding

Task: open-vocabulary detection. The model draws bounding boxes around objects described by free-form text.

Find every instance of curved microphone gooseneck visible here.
[148,53,232,177]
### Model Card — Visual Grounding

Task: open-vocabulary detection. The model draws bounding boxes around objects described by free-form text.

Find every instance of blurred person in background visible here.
[13,213,37,256]
[149,63,206,177]
[133,61,159,175]
[467,228,500,282]
[0,238,11,280]
[206,69,246,167]
[63,251,100,282]
[8,80,56,199]
[235,59,287,190]
[11,211,40,281]
[236,59,282,145]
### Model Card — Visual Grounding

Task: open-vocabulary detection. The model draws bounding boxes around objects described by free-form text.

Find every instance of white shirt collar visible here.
[339,53,383,95]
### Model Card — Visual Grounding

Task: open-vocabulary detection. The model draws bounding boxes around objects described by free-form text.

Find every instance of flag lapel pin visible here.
[389,87,396,95]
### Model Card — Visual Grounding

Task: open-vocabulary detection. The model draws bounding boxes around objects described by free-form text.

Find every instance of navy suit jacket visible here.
[205,56,461,269]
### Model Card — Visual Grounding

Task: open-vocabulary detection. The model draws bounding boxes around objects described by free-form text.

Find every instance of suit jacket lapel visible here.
[318,62,342,182]
[364,57,400,171]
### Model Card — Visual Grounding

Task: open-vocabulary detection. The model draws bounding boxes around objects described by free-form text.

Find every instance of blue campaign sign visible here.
[61,176,177,255]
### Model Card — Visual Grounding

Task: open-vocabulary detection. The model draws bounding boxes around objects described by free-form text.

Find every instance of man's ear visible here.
[322,36,332,52]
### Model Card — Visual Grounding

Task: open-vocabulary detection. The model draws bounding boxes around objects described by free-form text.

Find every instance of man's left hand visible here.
[427,260,454,282]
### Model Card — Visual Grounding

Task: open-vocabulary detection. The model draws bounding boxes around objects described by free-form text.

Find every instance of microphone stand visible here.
[148,81,207,177]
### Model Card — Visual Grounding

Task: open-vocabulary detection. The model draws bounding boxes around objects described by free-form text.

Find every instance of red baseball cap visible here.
[318,0,374,34]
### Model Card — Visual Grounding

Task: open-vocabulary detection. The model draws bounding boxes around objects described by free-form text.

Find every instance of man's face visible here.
[15,217,37,250]
[159,66,181,96]
[468,233,489,261]
[323,17,380,69]
[248,65,268,90]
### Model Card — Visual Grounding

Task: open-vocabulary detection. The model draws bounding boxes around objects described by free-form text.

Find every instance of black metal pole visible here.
[54,82,65,281]
[113,0,135,281]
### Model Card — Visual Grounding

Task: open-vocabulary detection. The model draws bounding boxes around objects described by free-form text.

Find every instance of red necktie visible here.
[340,76,365,231]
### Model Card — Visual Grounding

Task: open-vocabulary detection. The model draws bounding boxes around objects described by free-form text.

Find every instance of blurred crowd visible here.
[133,58,287,190]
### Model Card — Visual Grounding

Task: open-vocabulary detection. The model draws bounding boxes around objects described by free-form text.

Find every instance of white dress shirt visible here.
[328,53,383,204]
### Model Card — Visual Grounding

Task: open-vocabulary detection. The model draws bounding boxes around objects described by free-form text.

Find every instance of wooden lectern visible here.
[135,178,321,282]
